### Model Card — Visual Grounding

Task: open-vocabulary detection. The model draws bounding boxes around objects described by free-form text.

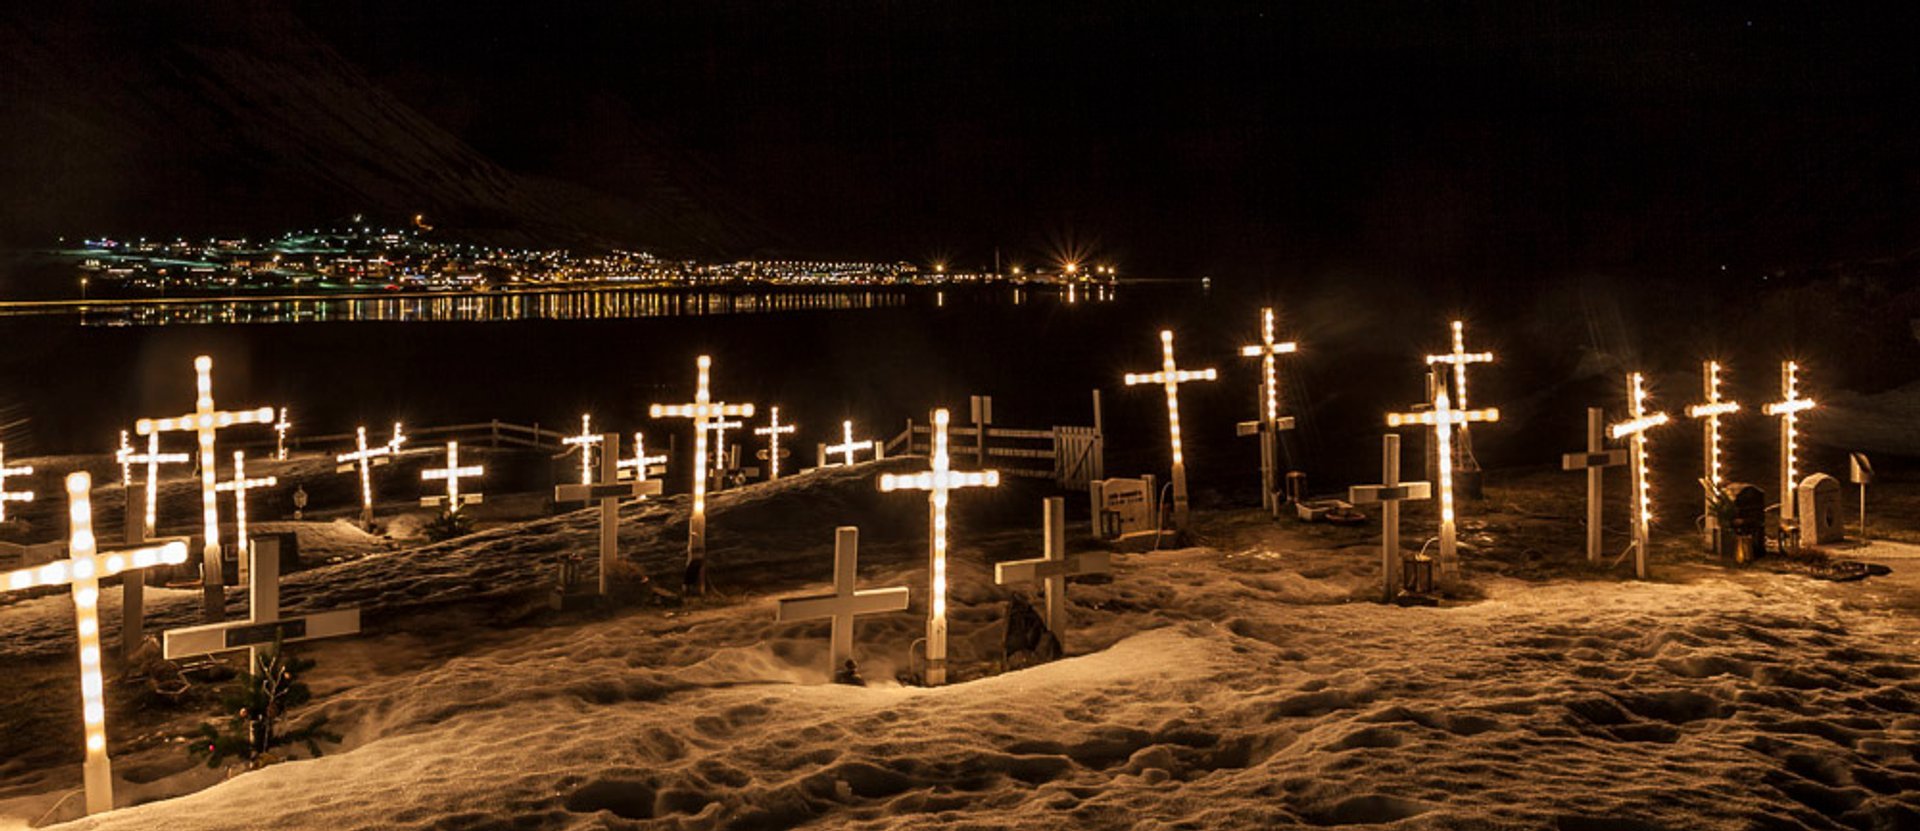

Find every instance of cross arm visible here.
[1348,482,1432,504]
[995,551,1112,584]
[776,586,910,621]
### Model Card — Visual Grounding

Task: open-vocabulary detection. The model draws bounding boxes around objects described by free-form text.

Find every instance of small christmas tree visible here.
[187,638,340,770]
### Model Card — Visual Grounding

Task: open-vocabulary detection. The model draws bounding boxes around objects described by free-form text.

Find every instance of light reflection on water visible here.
[0,284,1114,327]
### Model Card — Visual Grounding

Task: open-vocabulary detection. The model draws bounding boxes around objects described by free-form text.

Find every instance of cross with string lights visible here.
[421,441,484,513]
[1124,329,1216,532]
[710,416,744,481]
[336,426,393,528]
[1762,361,1815,524]
[822,420,876,467]
[116,430,134,487]
[563,414,602,486]
[754,406,796,481]
[1685,360,1741,542]
[274,407,292,460]
[213,451,276,578]
[1387,387,1498,581]
[125,431,189,537]
[617,431,667,493]
[650,355,754,595]
[0,443,33,523]
[2,473,188,816]
[135,355,275,621]
[1610,372,1670,579]
[879,408,998,686]
[386,421,408,456]
[1237,307,1298,511]
[1424,319,1494,470]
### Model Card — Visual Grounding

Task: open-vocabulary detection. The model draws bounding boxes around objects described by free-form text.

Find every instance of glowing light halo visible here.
[115,431,134,487]
[134,355,275,618]
[0,472,188,816]
[125,432,189,536]
[420,441,483,513]
[617,431,668,499]
[650,355,755,592]
[709,416,744,479]
[878,408,998,686]
[1237,306,1298,426]
[273,408,292,460]
[1122,329,1216,531]
[1424,319,1494,411]
[753,407,797,481]
[1762,361,1815,522]
[335,426,393,527]
[1685,360,1741,533]
[1609,372,1670,578]
[824,420,876,466]
[1387,388,1498,580]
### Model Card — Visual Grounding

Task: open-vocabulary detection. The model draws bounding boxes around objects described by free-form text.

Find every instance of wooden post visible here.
[1349,435,1431,604]
[122,482,146,660]
[1559,407,1625,564]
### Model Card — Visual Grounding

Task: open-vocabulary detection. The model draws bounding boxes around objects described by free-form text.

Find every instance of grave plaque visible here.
[1796,473,1842,547]
[1090,477,1153,540]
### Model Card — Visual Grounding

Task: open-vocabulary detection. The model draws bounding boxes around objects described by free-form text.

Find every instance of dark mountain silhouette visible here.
[0,2,764,254]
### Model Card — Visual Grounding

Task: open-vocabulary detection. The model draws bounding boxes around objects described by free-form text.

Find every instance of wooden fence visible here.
[884,391,1104,491]
[282,420,572,453]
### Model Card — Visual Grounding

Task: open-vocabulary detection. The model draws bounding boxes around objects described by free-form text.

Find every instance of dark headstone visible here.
[1003,595,1062,669]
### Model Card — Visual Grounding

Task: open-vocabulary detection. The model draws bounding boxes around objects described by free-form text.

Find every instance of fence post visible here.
[491,419,499,449]
[1091,388,1105,482]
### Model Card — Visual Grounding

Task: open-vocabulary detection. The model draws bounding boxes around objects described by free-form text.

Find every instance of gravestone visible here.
[1090,476,1154,540]
[1796,473,1842,547]
[1725,483,1766,561]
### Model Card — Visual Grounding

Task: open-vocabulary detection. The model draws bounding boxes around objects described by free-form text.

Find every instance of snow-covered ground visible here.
[1,461,1917,829]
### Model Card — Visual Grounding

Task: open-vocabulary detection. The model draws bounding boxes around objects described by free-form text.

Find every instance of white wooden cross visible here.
[563,414,602,486]
[709,416,744,481]
[617,431,667,494]
[274,407,291,460]
[1387,387,1498,581]
[1561,407,1628,564]
[2,472,188,816]
[1609,372,1670,579]
[1124,329,1216,532]
[776,526,909,678]
[214,451,276,580]
[1349,434,1433,603]
[555,433,663,596]
[994,496,1110,642]
[0,442,34,523]
[649,355,754,594]
[420,441,483,513]
[126,432,189,537]
[1238,307,1298,511]
[821,419,876,467]
[879,408,999,686]
[1762,361,1815,523]
[165,535,360,693]
[115,430,134,487]
[135,355,275,621]
[754,407,796,481]
[1685,360,1741,540]
[335,426,393,528]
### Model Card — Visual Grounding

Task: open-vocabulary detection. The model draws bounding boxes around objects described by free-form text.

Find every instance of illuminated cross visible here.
[1,473,188,816]
[650,355,755,594]
[1123,329,1216,532]
[878,408,999,686]
[557,433,663,596]
[1237,307,1298,511]
[166,535,360,697]
[822,420,876,467]
[709,416,744,481]
[1609,372,1670,579]
[617,431,668,496]
[116,430,134,487]
[1425,319,1494,411]
[125,432,188,538]
[1685,360,1742,539]
[1561,407,1628,564]
[994,496,1110,643]
[386,421,408,456]
[1762,361,1815,524]
[335,426,393,528]
[0,443,34,523]
[563,414,602,486]
[776,526,909,679]
[213,451,276,576]
[754,407,796,481]
[273,407,291,460]
[135,355,276,621]
[420,441,483,513]
[1349,434,1433,603]
[1387,387,1498,581]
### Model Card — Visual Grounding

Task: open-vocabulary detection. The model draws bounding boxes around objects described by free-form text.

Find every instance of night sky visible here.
[7,2,1920,284]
